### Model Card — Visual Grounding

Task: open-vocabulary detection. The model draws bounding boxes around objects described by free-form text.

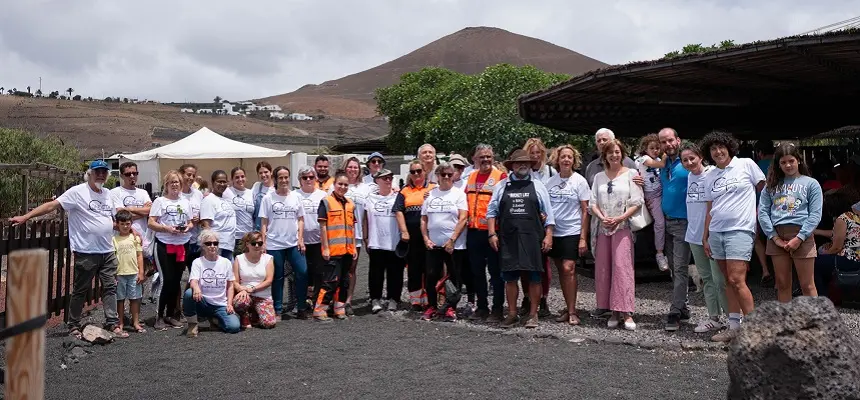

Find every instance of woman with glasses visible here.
[251,162,275,231]
[589,139,643,331]
[183,229,240,337]
[420,163,468,321]
[362,169,404,313]
[362,152,400,192]
[297,166,328,306]
[341,157,371,315]
[148,170,194,330]
[200,170,237,260]
[224,167,255,255]
[232,231,276,329]
[260,166,309,319]
[394,159,437,310]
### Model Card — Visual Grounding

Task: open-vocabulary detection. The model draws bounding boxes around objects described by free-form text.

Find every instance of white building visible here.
[180,108,194,113]
[196,109,213,114]
[289,113,314,121]
[259,105,282,111]
[270,112,287,119]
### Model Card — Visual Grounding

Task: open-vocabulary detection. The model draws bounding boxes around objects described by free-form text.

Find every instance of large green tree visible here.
[376,64,578,156]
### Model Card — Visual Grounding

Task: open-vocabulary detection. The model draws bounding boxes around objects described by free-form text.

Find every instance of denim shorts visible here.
[116,274,142,300]
[501,270,542,283]
[708,230,755,261]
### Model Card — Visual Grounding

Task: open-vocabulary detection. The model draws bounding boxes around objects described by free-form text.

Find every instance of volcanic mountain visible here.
[258,26,608,118]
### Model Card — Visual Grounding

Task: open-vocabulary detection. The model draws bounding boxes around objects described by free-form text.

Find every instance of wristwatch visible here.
[488,233,497,238]
[248,285,255,293]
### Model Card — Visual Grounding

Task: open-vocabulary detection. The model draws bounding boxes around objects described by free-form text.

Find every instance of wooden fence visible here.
[0,220,104,327]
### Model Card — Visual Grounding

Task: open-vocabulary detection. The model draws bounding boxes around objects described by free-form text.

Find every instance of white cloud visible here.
[0,0,854,102]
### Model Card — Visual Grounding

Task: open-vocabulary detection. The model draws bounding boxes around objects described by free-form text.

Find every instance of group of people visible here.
[10,127,859,342]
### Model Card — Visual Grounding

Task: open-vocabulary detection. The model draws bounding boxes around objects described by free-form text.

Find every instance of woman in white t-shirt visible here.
[361,168,403,313]
[259,166,309,318]
[148,170,194,330]
[232,231,276,329]
[183,229,240,337]
[680,143,728,334]
[341,156,369,315]
[179,164,204,268]
[251,161,275,231]
[700,131,766,342]
[635,134,669,270]
[545,145,591,325]
[296,165,328,303]
[420,163,469,322]
[524,137,557,184]
[200,170,237,260]
[223,167,256,254]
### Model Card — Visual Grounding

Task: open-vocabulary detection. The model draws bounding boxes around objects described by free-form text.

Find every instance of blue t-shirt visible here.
[757,159,773,176]
[660,155,689,219]
[757,175,823,241]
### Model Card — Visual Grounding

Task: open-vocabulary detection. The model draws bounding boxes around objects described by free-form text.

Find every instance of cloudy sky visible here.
[1,0,855,102]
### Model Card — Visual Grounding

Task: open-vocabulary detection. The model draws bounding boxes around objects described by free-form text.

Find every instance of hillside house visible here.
[270,112,287,119]
[289,113,314,121]
[259,105,282,111]
[180,108,194,113]
[196,109,213,114]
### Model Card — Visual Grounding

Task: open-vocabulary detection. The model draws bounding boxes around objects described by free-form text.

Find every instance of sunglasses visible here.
[378,176,393,181]
[249,241,264,247]
[439,173,453,178]
[607,181,613,194]
[300,176,315,181]
[409,169,423,175]
[123,172,139,177]
[370,159,384,164]
[203,241,219,247]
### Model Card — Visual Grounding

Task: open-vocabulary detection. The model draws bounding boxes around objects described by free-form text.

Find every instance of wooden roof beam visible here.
[784,46,860,79]
[605,75,746,95]
[686,62,802,89]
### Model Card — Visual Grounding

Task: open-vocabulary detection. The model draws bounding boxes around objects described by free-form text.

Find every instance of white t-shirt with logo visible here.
[345,183,371,244]
[150,196,192,245]
[685,166,714,245]
[200,194,237,251]
[703,157,766,234]
[421,187,468,249]
[190,256,234,307]
[298,189,328,244]
[259,190,305,250]
[57,183,116,253]
[545,173,591,237]
[635,155,662,194]
[180,188,204,244]
[223,187,255,239]
[110,186,152,237]
[363,192,399,251]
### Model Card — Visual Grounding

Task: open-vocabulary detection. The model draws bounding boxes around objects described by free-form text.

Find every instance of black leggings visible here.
[406,226,426,294]
[425,248,466,309]
[368,249,405,301]
[155,239,188,318]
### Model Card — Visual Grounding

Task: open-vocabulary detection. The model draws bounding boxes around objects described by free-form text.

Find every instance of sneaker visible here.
[387,299,399,312]
[186,322,198,338]
[656,254,670,271]
[665,314,681,331]
[590,308,612,319]
[623,318,636,331]
[166,317,183,329]
[371,299,383,314]
[680,309,691,323]
[524,315,539,329]
[345,304,355,316]
[314,314,332,322]
[461,302,476,317]
[487,309,504,323]
[538,298,551,318]
[500,314,519,329]
[469,308,490,321]
[694,318,725,333]
[443,307,457,322]
[154,319,167,331]
[711,328,738,343]
[295,309,310,320]
[421,308,436,321]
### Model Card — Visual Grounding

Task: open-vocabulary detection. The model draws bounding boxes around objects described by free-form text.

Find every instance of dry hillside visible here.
[258,26,608,118]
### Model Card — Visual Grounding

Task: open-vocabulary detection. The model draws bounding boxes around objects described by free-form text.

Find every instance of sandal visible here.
[69,328,82,340]
[568,314,581,326]
[112,327,129,338]
[133,325,147,333]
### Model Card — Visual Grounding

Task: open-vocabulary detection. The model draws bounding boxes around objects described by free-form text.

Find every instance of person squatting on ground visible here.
[363,168,405,313]
[394,159,437,310]
[758,143,823,302]
[635,134,669,271]
[313,172,358,321]
[487,149,556,329]
[420,163,469,322]
[545,145,591,325]
[232,231,277,329]
[114,210,145,336]
[590,139,642,331]
[183,229,241,337]
[701,131,766,342]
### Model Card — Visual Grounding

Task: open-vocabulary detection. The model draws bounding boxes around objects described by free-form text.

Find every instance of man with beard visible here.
[314,155,334,192]
[9,160,120,339]
[486,149,554,329]
[657,127,693,331]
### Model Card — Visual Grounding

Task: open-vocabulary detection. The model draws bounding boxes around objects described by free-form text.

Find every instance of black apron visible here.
[498,178,545,273]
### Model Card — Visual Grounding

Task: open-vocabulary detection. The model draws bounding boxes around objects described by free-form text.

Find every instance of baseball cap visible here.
[395,240,409,258]
[448,154,468,167]
[372,168,394,179]
[89,160,109,170]
[367,152,385,166]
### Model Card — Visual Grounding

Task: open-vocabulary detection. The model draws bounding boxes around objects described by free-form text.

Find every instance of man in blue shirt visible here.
[658,127,692,331]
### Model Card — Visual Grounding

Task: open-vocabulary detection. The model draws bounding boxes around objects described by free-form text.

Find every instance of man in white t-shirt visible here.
[9,160,120,337]
[111,162,152,248]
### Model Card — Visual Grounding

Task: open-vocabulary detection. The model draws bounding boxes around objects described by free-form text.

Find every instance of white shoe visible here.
[623,319,636,331]
[607,318,619,329]
[656,254,670,271]
[694,318,725,333]
[387,299,398,312]
[371,299,383,314]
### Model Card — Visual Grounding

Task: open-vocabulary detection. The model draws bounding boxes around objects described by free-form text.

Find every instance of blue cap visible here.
[89,160,109,170]
[367,152,385,166]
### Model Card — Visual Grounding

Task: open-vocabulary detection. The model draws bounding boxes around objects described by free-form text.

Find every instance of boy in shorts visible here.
[114,210,146,335]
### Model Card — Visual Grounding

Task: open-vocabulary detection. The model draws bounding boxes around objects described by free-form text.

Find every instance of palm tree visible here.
[0,87,4,94]
[67,88,74,99]
[27,86,31,94]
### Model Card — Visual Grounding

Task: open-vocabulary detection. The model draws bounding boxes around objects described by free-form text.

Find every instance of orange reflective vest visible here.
[399,182,436,209]
[465,168,505,230]
[322,195,356,257]
[316,176,334,192]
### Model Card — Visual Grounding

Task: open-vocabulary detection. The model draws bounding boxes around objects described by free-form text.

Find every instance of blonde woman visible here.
[394,159,437,310]
[418,144,439,183]
[523,138,557,184]
[340,156,371,315]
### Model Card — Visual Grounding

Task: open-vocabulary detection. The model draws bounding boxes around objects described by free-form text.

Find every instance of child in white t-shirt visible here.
[635,134,669,271]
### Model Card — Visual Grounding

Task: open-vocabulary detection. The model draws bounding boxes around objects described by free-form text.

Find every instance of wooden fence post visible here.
[5,249,47,400]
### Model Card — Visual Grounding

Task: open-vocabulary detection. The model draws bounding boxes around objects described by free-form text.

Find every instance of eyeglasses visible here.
[123,172,139,177]
[378,176,393,181]
[409,169,423,175]
[300,176,315,181]
[203,241,219,247]
[439,173,453,178]
[249,241,264,247]
[607,181,613,194]
[370,159,384,164]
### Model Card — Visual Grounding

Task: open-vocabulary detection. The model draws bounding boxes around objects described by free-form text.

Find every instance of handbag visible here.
[626,170,653,232]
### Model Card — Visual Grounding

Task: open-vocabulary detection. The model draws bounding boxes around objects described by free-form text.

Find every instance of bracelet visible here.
[488,233,496,238]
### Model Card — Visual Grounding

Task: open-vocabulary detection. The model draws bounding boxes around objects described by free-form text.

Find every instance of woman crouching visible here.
[183,229,241,337]
[232,231,277,329]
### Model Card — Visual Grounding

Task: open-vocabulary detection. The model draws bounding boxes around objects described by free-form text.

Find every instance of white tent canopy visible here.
[120,127,291,192]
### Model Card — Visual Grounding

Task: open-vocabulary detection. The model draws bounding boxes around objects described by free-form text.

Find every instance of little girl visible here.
[635,134,669,271]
